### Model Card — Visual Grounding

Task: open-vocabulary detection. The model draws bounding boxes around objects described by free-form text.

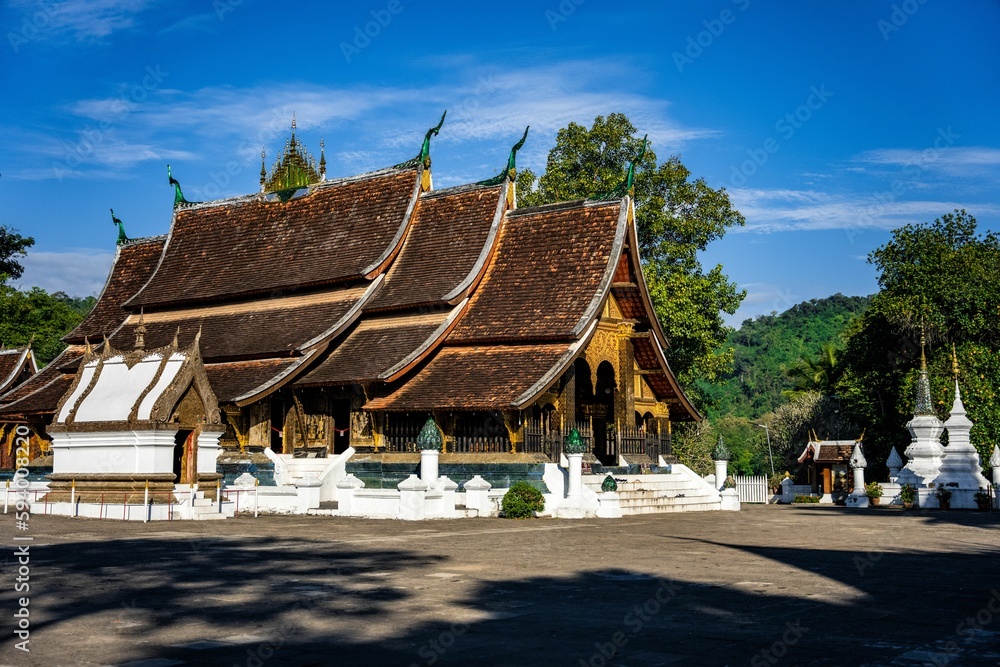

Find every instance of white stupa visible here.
[935,346,990,508]
[896,332,944,493]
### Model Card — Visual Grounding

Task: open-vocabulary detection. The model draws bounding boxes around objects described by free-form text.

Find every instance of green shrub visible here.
[899,483,917,503]
[793,495,819,503]
[501,482,545,519]
[864,482,883,499]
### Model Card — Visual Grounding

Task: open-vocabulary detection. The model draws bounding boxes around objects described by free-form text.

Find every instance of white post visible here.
[216,483,221,513]
[143,480,149,523]
[464,475,492,517]
[3,480,8,514]
[420,449,440,488]
[254,478,259,518]
[567,452,584,499]
[398,474,429,520]
[847,443,869,508]
[714,460,728,491]
[70,479,76,515]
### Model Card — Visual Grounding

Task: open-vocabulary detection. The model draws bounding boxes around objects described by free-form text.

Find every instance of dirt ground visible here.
[1,504,999,666]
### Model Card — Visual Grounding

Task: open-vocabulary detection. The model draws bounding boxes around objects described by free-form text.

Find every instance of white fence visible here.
[734,475,770,504]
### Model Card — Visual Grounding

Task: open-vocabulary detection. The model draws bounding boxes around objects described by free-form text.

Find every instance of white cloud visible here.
[9,59,713,183]
[728,188,1000,234]
[8,0,157,40]
[16,250,115,297]
[854,146,1000,174]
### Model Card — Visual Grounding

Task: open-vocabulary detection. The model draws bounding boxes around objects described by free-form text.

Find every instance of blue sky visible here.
[2,0,998,326]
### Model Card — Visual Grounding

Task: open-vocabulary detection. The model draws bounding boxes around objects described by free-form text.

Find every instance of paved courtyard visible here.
[1,505,999,666]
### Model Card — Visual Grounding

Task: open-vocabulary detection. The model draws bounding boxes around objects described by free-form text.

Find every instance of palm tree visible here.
[784,342,841,397]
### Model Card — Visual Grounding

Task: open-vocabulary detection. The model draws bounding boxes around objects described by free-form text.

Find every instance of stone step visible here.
[620,502,721,515]
[619,493,718,506]
[192,498,214,507]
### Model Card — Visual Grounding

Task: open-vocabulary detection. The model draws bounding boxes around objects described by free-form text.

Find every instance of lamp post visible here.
[757,423,775,476]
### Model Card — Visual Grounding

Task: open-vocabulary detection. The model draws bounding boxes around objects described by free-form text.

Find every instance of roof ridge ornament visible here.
[111,208,129,245]
[134,309,146,352]
[319,138,326,181]
[477,126,530,187]
[167,164,197,207]
[393,111,447,176]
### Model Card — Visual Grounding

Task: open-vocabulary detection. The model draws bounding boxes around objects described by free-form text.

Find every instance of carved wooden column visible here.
[248,401,269,452]
[559,364,576,430]
[616,322,636,431]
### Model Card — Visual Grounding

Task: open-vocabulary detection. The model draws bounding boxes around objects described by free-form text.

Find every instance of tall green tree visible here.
[517,113,745,393]
[839,210,1000,469]
[0,225,34,282]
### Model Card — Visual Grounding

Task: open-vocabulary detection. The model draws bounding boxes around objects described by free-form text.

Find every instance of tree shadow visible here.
[7,517,1000,667]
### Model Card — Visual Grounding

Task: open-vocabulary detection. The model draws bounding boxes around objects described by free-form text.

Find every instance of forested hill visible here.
[697,294,870,419]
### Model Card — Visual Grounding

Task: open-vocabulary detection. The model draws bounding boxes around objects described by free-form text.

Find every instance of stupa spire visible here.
[914,326,934,415]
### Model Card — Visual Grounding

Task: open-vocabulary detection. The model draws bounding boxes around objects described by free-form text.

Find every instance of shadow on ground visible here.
[4,511,1000,667]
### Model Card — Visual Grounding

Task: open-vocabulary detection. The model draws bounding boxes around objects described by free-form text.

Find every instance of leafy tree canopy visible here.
[516,113,745,391]
[0,225,34,282]
[839,210,1000,469]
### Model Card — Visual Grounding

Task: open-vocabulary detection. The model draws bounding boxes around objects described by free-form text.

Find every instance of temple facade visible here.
[0,117,700,498]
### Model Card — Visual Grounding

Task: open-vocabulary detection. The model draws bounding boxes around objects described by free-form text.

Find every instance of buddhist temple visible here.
[0,115,702,512]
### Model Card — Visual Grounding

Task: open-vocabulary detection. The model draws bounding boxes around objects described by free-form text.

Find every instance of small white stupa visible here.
[935,345,990,508]
[896,330,944,496]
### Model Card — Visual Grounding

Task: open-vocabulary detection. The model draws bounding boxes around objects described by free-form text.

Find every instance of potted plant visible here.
[973,487,992,512]
[899,483,917,509]
[935,485,952,510]
[769,473,786,495]
[864,481,883,506]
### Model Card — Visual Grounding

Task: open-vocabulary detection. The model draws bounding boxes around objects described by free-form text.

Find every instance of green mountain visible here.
[697,294,870,419]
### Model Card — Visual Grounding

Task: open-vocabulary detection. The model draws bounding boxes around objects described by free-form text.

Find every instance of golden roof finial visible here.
[951,342,959,380]
[135,309,146,352]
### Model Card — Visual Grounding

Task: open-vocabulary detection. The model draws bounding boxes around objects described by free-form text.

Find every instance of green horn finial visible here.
[167,164,187,207]
[624,134,648,196]
[419,110,447,166]
[110,208,128,245]
[478,126,531,186]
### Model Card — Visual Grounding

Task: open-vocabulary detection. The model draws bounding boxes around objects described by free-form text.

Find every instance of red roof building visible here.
[0,119,700,475]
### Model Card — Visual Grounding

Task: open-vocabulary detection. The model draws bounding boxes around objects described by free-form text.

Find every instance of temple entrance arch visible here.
[173,429,195,484]
[593,361,617,465]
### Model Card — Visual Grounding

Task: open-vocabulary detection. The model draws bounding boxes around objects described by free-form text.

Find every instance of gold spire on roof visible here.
[951,342,959,379]
[134,309,146,352]
[262,115,322,194]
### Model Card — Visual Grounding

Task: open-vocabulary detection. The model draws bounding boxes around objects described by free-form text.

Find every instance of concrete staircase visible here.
[278,455,331,486]
[584,468,722,514]
[172,486,229,520]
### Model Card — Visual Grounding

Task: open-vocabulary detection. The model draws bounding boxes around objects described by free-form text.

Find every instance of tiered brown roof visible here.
[0,347,37,395]
[448,200,624,343]
[2,148,701,423]
[369,199,626,412]
[365,183,503,312]
[127,167,420,308]
[295,183,506,388]
[0,347,84,417]
[111,287,368,362]
[63,236,167,344]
